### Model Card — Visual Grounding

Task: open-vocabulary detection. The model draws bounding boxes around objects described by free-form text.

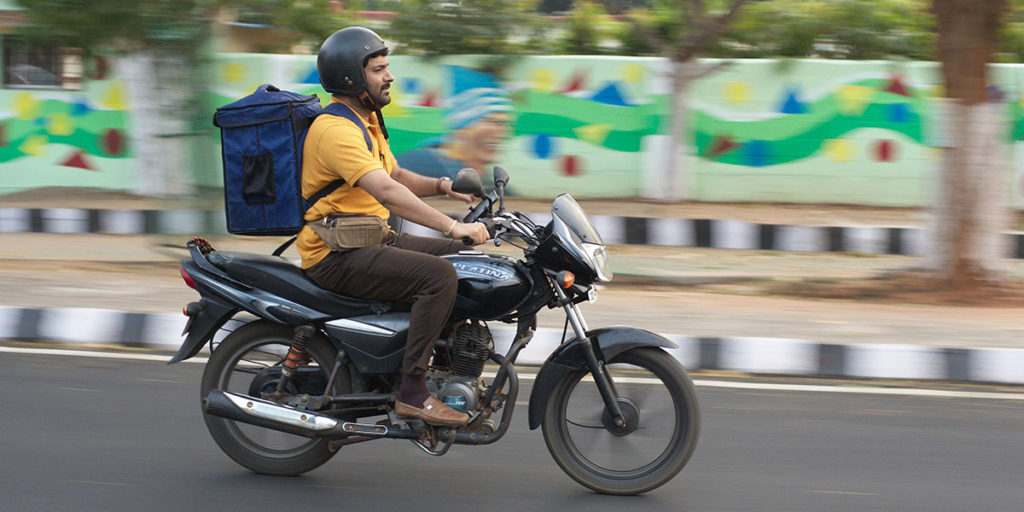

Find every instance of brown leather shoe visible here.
[395,395,470,426]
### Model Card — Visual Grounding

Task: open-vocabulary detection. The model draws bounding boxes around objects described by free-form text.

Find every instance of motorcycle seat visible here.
[206,251,402,317]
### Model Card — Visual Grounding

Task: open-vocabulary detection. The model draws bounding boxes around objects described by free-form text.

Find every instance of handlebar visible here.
[456,191,544,247]
[460,191,499,245]
[463,191,498,224]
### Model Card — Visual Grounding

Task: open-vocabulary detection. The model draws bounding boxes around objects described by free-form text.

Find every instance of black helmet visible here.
[317,27,389,96]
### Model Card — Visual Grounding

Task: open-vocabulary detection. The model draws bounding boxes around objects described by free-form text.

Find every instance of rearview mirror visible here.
[452,168,484,197]
[493,166,509,189]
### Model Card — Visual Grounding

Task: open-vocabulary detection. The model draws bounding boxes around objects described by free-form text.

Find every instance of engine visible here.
[428,321,493,413]
[448,321,492,378]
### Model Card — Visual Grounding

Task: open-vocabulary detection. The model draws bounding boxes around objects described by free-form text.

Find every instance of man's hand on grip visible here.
[450,222,489,245]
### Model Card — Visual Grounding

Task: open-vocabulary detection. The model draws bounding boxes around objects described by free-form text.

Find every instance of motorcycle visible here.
[171,167,700,495]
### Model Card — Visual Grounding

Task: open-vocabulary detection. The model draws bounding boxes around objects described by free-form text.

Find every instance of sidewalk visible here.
[2,190,1023,385]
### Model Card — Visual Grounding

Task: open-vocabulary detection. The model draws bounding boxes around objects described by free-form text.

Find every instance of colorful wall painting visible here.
[0,54,135,196]
[688,60,942,206]
[6,52,1024,209]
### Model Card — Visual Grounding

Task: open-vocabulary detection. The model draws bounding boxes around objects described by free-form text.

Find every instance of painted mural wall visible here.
[0,56,133,195]
[5,53,1024,208]
[204,54,667,200]
[689,60,942,206]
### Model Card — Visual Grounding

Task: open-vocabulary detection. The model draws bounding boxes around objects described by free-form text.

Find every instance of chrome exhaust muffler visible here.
[204,389,393,439]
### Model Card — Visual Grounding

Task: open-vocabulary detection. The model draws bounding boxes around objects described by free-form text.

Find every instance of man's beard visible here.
[371,86,391,108]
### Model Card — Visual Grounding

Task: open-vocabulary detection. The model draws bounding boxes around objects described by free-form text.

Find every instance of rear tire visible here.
[541,347,700,495]
[200,321,349,476]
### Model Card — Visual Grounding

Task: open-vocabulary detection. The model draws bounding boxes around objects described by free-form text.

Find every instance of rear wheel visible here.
[542,347,700,495]
[200,321,349,476]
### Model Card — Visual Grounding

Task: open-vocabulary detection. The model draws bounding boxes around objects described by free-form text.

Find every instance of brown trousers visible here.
[304,232,464,375]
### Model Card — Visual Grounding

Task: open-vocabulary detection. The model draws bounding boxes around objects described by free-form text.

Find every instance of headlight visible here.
[549,213,613,283]
[582,242,613,282]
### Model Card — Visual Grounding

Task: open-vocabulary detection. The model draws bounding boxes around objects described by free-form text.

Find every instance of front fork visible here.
[550,282,626,428]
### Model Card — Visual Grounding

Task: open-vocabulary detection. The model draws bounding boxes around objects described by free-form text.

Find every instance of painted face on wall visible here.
[364,54,394,108]
[454,112,511,166]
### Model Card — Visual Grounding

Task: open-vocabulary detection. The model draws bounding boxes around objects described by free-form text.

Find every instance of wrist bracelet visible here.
[443,219,458,236]
[436,177,450,195]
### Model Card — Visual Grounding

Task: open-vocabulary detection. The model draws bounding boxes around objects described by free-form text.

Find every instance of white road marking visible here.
[4,345,1024,401]
[0,346,208,364]
[691,378,1024,401]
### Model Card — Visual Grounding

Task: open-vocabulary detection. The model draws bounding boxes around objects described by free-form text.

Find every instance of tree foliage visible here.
[996,0,1024,61]
[539,0,651,14]
[717,0,935,60]
[557,2,617,54]
[15,0,356,56]
[542,0,1024,62]
[216,0,355,53]
[388,0,544,57]
[538,0,575,12]
[14,0,210,57]
[541,0,752,59]
[622,0,748,62]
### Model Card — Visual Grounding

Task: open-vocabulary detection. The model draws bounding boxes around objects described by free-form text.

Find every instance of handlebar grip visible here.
[460,219,495,246]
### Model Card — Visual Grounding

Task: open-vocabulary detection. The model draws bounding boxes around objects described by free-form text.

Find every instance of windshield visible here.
[551,194,605,246]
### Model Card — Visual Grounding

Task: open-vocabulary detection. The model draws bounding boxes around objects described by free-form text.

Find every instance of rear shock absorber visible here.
[277,325,314,393]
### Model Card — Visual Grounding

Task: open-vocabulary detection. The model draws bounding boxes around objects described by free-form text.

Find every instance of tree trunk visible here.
[930,101,1008,286]
[930,0,1009,290]
[122,51,193,197]
[662,59,693,203]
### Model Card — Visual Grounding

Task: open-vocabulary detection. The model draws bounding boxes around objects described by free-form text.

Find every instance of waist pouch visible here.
[309,214,389,250]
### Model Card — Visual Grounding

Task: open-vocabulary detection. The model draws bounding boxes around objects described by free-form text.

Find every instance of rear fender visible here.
[168,293,238,364]
[527,326,677,430]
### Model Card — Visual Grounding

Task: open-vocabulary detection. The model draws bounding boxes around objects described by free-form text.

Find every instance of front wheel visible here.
[542,347,701,495]
[200,321,349,476]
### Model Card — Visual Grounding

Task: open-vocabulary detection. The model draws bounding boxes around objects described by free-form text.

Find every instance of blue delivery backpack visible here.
[213,84,373,237]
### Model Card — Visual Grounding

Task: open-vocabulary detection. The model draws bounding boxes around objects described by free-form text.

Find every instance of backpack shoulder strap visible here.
[305,180,344,206]
[272,236,297,256]
[321,102,373,154]
[300,102,371,212]
[299,103,375,220]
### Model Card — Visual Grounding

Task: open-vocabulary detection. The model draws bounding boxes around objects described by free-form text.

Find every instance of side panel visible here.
[324,313,410,375]
[527,326,678,430]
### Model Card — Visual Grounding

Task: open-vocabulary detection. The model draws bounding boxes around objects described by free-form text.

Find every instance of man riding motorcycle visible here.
[299,26,489,426]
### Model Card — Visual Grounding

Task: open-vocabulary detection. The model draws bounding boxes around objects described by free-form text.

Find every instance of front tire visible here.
[542,347,700,495]
[200,321,349,476]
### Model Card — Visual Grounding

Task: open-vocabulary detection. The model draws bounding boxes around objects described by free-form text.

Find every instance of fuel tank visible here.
[444,252,532,321]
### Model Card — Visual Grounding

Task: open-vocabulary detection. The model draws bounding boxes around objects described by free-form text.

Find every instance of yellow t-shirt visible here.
[297,100,398,268]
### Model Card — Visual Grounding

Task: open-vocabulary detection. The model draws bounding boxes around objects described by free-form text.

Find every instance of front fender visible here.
[527,326,677,430]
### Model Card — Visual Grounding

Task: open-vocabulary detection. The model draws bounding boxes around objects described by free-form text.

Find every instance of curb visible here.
[3,306,1022,385]
[0,206,981,256]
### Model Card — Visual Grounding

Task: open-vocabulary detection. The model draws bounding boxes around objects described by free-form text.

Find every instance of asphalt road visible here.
[2,346,1023,512]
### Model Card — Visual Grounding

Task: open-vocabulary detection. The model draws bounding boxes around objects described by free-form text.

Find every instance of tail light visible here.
[179,265,196,290]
